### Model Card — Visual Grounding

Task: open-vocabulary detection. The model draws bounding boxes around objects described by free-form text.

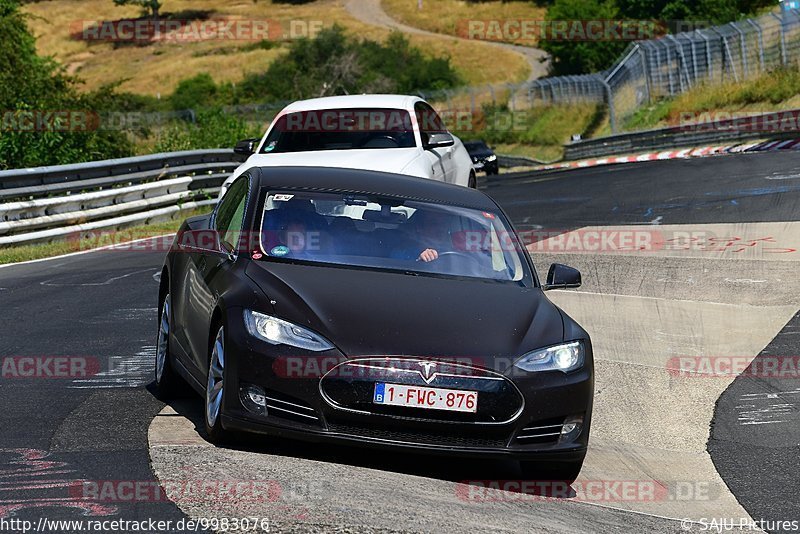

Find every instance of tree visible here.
[539,0,627,76]
[0,0,132,169]
[113,0,162,19]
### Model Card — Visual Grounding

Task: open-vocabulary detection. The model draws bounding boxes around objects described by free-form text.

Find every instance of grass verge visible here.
[623,68,800,131]
[454,102,604,162]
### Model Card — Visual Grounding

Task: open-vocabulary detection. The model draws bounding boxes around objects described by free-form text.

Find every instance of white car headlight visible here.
[244,310,334,352]
[485,154,497,162]
[514,341,584,373]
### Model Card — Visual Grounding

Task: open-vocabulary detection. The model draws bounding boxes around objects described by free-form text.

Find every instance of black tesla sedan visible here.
[155,166,592,481]
[464,140,499,175]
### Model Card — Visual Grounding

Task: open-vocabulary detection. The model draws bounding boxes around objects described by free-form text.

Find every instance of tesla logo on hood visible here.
[418,362,437,384]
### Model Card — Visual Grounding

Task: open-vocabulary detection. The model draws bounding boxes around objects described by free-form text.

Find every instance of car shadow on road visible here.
[158,393,579,500]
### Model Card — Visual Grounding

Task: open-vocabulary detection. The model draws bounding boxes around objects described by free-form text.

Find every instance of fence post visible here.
[661,40,676,95]
[666,35,689,90]
[729,22,748,78]
[639,44,652,104]
[687,37,699,85]
[711,28,738,83]
[652,44,664,98]
[696,30,713,80]
[770,12,788,66]
[600,76,616,133]
[746,19,765,73]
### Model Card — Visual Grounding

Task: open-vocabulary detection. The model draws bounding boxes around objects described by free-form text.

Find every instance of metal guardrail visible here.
[563,109,800,160]
[0,150,244,246]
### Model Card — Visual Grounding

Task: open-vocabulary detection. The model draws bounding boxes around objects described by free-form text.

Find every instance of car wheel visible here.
[519,460,583,485]
[468,171,477,189]
[154,294,183,399]
[205,325,229,442]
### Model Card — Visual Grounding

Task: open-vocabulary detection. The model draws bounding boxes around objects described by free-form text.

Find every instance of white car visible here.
[220,95,476,198]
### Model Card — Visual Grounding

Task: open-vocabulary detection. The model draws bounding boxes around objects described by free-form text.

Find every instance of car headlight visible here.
[485,154,497,162]
[244,310,334,352]
[514,341,584,373]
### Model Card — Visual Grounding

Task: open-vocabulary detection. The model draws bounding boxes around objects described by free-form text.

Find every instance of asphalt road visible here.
[3,151,800,532]
[0,249,205,532]
[489,151,800,227]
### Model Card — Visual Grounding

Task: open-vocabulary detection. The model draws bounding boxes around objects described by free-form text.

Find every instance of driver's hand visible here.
[418,249,439,262]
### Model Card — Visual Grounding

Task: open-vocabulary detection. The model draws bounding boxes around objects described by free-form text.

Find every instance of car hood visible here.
[245,261,564,366]
[243,148,424,176]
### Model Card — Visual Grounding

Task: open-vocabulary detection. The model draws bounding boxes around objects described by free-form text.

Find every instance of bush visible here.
[238,26,461,102]
[152,108,260,153]
[0,0,134,169]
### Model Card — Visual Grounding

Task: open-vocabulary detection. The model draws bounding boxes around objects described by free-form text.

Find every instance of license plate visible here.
[373,383,478,413]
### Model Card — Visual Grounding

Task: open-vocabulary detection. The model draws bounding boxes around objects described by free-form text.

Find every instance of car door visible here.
[415,102,455,183]
[184,174,250,373]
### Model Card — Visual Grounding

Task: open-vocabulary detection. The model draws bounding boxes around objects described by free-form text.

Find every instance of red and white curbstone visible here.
[534,138,800,172]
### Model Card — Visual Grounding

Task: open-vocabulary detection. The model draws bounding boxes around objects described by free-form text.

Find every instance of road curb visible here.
[534,138,800,172]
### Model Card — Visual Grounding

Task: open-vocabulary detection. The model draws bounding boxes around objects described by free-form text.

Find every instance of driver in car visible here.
[391,210,453,262]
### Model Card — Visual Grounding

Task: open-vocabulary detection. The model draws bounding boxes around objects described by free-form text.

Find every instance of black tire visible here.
[468,171,477,189]
[154,294,184,399]
[519,460,583,485]
[204,324,229,443]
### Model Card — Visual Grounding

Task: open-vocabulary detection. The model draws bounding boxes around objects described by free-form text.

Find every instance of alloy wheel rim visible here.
[206,327,225,428]
[155,295,170,383]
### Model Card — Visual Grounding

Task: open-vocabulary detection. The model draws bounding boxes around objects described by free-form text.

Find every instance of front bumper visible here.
[222,315,593,461]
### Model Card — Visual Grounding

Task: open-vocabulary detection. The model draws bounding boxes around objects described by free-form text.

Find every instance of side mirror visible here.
[423,132,455,150]
[234,138,259,156]
[543,264,582,291]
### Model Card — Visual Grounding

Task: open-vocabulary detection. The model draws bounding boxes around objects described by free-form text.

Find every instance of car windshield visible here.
[255,190,531,284]
[260,108,417,153]
[464,141,489,152]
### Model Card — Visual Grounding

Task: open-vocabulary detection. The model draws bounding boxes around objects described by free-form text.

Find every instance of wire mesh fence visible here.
[525,9,800,132]
[416,9,800,134]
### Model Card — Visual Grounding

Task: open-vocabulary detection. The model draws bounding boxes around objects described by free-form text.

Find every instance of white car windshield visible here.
[256,190,531,284]
[259,108,417,153]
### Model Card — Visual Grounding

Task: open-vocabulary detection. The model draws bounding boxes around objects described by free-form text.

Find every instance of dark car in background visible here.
[155,166,593,482]
[464,140,499,175]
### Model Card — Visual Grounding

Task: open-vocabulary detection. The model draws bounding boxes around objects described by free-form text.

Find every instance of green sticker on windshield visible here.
[263,141,277,152]
[271,245,290,257]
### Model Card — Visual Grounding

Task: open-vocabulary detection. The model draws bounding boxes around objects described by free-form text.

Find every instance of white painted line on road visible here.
[0,234,175,270]
[39,268,158,287]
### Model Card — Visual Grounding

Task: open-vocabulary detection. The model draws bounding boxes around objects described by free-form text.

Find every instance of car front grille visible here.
[327,422,509,448]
